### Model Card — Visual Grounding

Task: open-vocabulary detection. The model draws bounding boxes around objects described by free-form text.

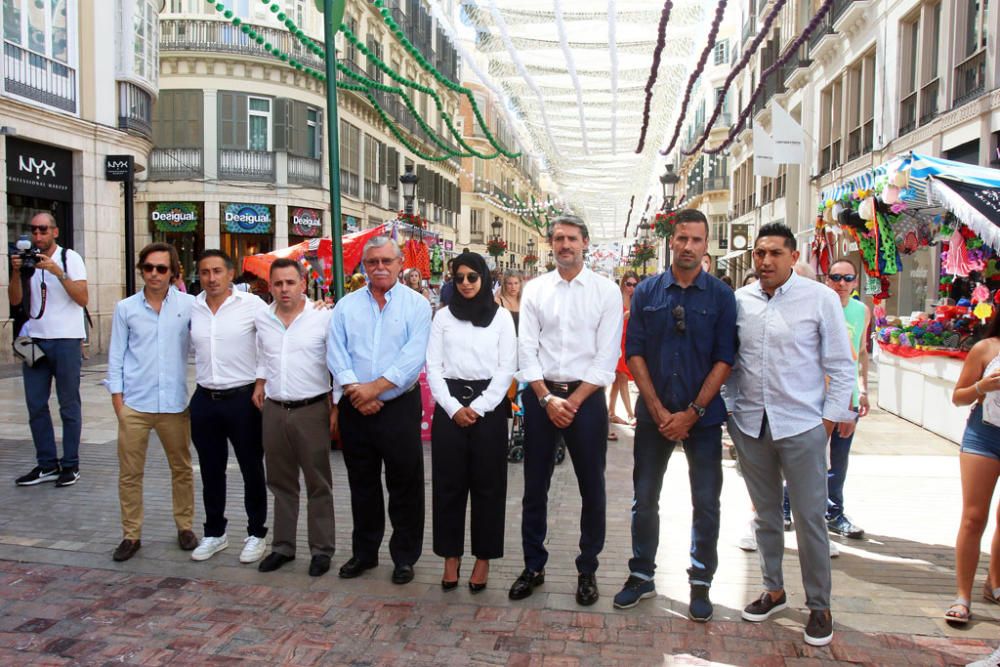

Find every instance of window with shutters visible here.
[364,134,381,204]
[248,97,271,150]
[153,90,203,147]
[713,39,728,65]
[470,208,484,241]
[306,108,319,158]
[340,120,361,197]
[344,16,358,68]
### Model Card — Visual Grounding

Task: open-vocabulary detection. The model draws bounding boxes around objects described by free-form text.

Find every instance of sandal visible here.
[610,415,628,425]
[607,431,619,441]
[984,582,1000,605]
[945,598,972,626]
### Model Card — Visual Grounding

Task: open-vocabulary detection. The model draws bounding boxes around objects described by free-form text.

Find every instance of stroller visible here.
[507,382,566,465]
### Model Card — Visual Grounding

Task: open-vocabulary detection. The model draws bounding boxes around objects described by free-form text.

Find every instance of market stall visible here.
[815,153,1000,443]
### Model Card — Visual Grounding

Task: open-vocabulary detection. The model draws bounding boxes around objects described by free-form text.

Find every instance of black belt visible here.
[267,394,327,410]
[444,378,490,406]
[197,383,255,401]
[545,380,582,396]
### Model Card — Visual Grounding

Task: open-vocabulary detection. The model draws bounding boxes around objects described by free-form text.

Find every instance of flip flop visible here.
[607,431,619,441]
[945,599,971,626]
[610,415,629,425]
[984,582,1000,605]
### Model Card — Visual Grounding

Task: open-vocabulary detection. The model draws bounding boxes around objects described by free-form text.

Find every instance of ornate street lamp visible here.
[399,164,419,215]
[660,163,680,212]
[491,216,503,239]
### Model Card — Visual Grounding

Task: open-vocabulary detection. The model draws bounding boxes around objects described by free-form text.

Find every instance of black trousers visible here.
[189,385,268,538]
[339,388,424,566]
[431,397,508,560]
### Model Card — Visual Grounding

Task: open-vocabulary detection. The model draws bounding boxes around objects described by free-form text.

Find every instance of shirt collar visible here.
[365,281,402,303]
[754,269,798,299]
[140,286,174,307]
[195,287,238,308]
[661,267,708,290]
[555,266,590,287]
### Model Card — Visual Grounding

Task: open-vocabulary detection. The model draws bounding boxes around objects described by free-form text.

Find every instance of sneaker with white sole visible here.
[191,534,228,561]
[738,521,757,552]
[829,540,840,558]
[240,535,267,563]
[15,466,60,486]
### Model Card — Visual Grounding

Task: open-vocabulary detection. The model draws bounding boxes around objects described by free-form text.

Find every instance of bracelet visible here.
[975,381,986,397]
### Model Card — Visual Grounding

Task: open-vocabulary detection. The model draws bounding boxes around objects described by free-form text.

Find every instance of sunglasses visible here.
[625,281,638,288]
[29,225,53,234]
[454,272,480,284]
[363,257,396,267]
[141,263,170,275]
[672,305,686,333]
[828,273,856,283]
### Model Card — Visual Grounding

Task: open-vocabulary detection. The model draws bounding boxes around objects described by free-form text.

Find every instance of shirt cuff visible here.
[822,404,855,424]
[582,368,615,388]
[516,365,543,384]
[105,379,123,394]
[335,370,359,387]
[468,398,488,417]
[440,396,463,419]
[382,366,408,390]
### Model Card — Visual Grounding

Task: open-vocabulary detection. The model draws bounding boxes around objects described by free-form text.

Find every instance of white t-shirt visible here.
[18,244,87,339]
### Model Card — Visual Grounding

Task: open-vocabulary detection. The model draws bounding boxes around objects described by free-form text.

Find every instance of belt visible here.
[545,380,582,396]
[197,383,255,401]
[267,394,327,410]
[444,378,490,405]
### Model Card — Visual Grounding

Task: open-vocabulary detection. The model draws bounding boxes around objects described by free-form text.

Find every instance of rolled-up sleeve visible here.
[516,284,544,383]
[819,292,856,423]
[426,312,463,418]
[712,288,738,366]
[581,284,623,387]
[470,309,518,416]
[326,303,360,387]
[106,302,128,394]
[381,297,431,390]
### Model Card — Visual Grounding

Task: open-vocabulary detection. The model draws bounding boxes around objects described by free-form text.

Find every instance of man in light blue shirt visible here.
[327,236,431,585]
[106,243,197,563]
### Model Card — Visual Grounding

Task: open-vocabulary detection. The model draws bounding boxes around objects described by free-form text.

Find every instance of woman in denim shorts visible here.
[946,312,1000,626]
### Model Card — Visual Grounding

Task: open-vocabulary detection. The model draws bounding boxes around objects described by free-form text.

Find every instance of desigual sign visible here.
[224,203,272,234]
[152,203,199,233]
[5,138,73,202]
[290,207,322,237]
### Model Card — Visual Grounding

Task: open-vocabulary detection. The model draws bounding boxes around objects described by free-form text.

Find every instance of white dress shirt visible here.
[426,306,517,418]
[191,288,268,390]
[729,271,856,440]
[19,244,87,339]
[255,300,334,402]
[517,267,623,387]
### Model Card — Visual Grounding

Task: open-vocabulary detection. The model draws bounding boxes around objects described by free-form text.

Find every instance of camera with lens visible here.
[15,234,41,276]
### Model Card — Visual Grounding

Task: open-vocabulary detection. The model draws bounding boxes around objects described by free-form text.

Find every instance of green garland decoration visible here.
[364,91,453,162]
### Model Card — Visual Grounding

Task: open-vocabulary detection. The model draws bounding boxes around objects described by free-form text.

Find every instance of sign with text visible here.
[151,202,199,233]
[290,207,322,237]
[5,137,73,201]
[105,154,134,181]
[224,203,272,234]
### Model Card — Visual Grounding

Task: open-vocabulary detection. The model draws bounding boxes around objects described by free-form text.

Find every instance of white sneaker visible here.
[239,535,267,563]
[829,540,840,558]
[738,520,757,552]
[191,534,228,561]
[966,645,1000,667]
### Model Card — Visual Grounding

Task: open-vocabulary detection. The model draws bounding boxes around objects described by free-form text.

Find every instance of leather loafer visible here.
[508,568,545,600]
[112,539,141,562]
[338,556,378,579]
[576,573,599,606]
[308,555,331,577]
[392,563,414,585]
[258,552,295,572]
[177,529,198,551]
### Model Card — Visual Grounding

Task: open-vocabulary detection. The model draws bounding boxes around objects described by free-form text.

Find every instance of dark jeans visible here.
[189,386,268,538]
[628,422,722,584]
[521,389,607,575]
[339,388,424,566]
[22,338,82,469]
[782,423,856,522]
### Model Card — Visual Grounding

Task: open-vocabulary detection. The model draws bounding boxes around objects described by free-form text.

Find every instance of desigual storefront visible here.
[289,206,323,246]
[221,203,274,276]
[150,202,203,289]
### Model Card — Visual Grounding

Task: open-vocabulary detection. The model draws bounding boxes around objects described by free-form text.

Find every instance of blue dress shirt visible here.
[326,282,432,401]
[106,287,195,414]
[625,268,737,428]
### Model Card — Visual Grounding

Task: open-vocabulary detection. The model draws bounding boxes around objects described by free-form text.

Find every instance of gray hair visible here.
[548,214,589,241]
[362,235,402,259]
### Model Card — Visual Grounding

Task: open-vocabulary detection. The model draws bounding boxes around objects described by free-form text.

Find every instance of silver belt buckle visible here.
[460,384,475,400]
[551,382,569,393]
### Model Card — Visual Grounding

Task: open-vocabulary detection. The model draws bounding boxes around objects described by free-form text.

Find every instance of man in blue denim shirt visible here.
[612,210,737,622]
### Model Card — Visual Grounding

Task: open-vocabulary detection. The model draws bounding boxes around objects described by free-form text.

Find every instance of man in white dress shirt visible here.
[508,215,623,606]
[253,258,337,577]
[729,222,855,647]
[187,250,268,564]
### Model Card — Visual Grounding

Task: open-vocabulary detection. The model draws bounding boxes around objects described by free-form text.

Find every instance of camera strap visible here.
[27,274,48,321]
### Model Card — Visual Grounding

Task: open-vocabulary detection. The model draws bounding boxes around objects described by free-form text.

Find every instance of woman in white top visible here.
[426,252,517,593]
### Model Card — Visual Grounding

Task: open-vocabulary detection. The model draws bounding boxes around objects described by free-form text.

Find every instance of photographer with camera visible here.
[9,212,88,488]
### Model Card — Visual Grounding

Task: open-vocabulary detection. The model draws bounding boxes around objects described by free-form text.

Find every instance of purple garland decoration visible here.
[680,0,788,157]
[635,0,674,154]
[702,0,835,155]
[623,194,636,237]
[661,0,729,157]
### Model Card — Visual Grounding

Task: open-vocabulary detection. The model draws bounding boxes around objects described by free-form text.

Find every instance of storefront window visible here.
[222,203,274,282]
[150,202,203,292]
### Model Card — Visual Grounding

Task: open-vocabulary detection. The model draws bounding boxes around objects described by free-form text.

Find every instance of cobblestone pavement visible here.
[0,358,996,665]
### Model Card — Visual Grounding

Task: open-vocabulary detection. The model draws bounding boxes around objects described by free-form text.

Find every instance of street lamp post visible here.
[660,163,680,212]
[400,164,419,216]
[526,237,535,275]
[491,216,503,240]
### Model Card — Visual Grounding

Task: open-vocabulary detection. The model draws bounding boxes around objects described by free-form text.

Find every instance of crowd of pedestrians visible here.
[9,210,1000,651]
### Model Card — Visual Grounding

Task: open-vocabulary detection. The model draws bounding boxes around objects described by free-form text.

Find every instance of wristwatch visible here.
[687,401,706,419]
[539,393,554,407]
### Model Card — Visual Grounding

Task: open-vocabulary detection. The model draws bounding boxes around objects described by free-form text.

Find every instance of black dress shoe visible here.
[258,552,295,572]
[392,563,414,585]
[441,561,461,590]
[469,580,487,593]
[338,556,378,579]
[576,573,599,606]
[508,569,545,600]
[309,555,331,577]
[112,539,141,562]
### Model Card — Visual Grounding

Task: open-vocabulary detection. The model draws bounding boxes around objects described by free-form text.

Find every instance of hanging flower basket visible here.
[398,211,427,229]
[523,253,539,265]
[652,211,678,239]
[631,240,656,268]
[486,238,508,257]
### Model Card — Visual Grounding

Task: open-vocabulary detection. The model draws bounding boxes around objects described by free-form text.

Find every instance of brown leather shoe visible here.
[178,530,198,551]
[113,539,141,562]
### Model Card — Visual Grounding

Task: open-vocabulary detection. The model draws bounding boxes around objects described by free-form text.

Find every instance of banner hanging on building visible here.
[753,125,778,178]
[771,103,806,165]
[151,202,199,233]
[290,207,322,237]
[224,203,272,234]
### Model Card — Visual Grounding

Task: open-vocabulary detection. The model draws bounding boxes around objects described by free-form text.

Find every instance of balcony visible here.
[919,79,939,125]
[953,49,986,108]
[149,148,203,180]
[847,121,874,161]
[704,176,730,192]
[899,91,917,137]
[117,82,153,139]
[783,45,813,91]
[159,18,324,72]
[832,0,872,28]
[740,18,755,52]
[807,13,838,61]
[288,155,321,186]
[218,149,275,182]
[2,40,77,113]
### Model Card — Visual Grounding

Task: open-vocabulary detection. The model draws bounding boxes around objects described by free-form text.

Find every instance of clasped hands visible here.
[648,402,698,441]
[344,382,385,415]
[545,395,579,428]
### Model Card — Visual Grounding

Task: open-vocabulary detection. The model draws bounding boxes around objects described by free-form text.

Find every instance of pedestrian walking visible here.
[427,252,517,593]
[327,236,432,585]
[106,242,197,562]
[187,249,269,564]
[508,215,623,606]
[10,212,88,488]
[495,269,523,334]
[729,223,855,647]
[253,258,336,577]
[612,210,737,623]
[945,311,1000,626]
[608,270,639,436]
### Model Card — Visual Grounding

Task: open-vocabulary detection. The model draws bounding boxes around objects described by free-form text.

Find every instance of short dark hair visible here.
[673,209,710,237]
[829,256,859,276]
[548,214,589,241]
[755,222,796,251]
[269,257,305,279]
[138,242,181,279]
[197,249,234,270]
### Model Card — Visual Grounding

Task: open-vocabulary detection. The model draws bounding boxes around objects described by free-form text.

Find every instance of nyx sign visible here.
[5,137,73,201]
[105,154,134,181]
